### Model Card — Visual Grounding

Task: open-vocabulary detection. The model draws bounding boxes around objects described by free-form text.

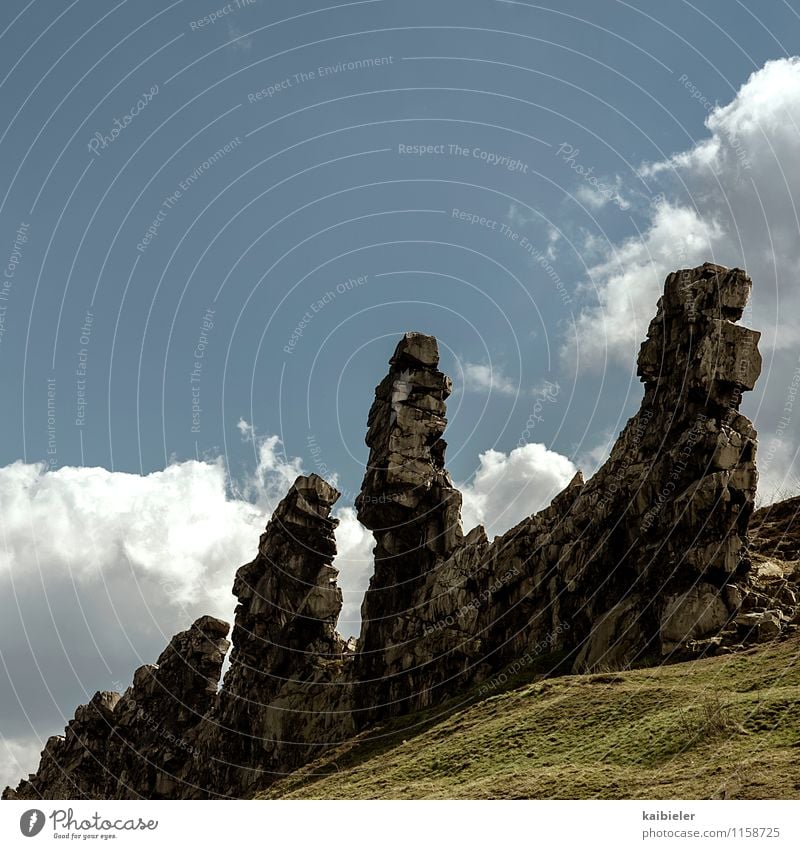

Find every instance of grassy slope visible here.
[260,634,800,800]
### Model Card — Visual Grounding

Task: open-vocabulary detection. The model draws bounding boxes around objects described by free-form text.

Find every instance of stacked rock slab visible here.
[3,616,229,800]
[354,332,464,719]
[487,262,765,668]
[571,262,763,665]
[465,262,768,670]
[182,474,353,798]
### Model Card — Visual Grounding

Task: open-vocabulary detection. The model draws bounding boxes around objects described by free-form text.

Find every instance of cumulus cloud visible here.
[331,507,375,639]
[460,443,577,539]
[570,201,723,371]
[570,57,800,366]
[0,736,49,792]
[460,362,519,396]
[236,419,306,508]
[0,457,262,613]
[0,456,263,790]
[567,57,800,501]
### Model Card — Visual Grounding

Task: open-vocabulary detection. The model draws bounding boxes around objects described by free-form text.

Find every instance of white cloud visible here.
[0,456,265,790]
[569,200,723,371]
[575,180,630,212]
[0,458,262,611]
[460,443,577,539]
[567,57,800,502]
[461,361,518,396]
[0,736,45,792]
[331,507,375,639]
[569,57,800,367]
[237,420,306,508]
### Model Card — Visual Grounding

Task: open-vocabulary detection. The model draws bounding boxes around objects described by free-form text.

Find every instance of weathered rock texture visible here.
[108,615,230,798]
[737,496,800,640]
[354,332,464,719]
[5,263,798,801]
[182,474,354,797]
[347,264,778,715]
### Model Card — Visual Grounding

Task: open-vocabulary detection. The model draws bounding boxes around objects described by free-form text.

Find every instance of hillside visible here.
[261,633,800,800]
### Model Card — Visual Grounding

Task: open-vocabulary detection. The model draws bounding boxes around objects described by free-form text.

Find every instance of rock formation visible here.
[5,263,798,801]
[738,495,800,639]
[183,474,354,797]
[108,615,230,798]
[354,332,464,719]
[346,263,776,712]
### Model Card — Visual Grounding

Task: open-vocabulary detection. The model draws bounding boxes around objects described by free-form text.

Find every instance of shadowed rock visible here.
[354,332,464,719]
[181,474,353,798]
[4,616,228,800]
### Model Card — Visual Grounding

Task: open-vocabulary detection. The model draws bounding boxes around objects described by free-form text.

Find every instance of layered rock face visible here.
[565,263,763,665]
[354,332,464,718]
[5,263,798,801]
[182,474,353,797]
[5,477,350,801]
[108,615,230,798]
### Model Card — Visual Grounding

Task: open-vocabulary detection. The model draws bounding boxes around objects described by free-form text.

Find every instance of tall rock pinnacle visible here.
[355,331,462,552]
[354,332,464,717]
[572,263,763,666]
[183,474,353,797]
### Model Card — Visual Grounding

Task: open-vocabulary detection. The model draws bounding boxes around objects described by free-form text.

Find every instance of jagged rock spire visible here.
[353,333,464,717]
[356,332,463,552]
[574,263,763,666]
[183,474,353,798]
[228,472,344,672]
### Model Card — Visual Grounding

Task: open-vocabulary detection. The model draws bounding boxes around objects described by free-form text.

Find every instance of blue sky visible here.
[3,0,800,789]
[1,0,796,487]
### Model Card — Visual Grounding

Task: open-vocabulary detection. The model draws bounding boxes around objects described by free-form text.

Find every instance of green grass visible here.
[258,634,800,799]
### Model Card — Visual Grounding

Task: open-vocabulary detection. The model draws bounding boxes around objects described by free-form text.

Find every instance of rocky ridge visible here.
[5,263,799,800]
